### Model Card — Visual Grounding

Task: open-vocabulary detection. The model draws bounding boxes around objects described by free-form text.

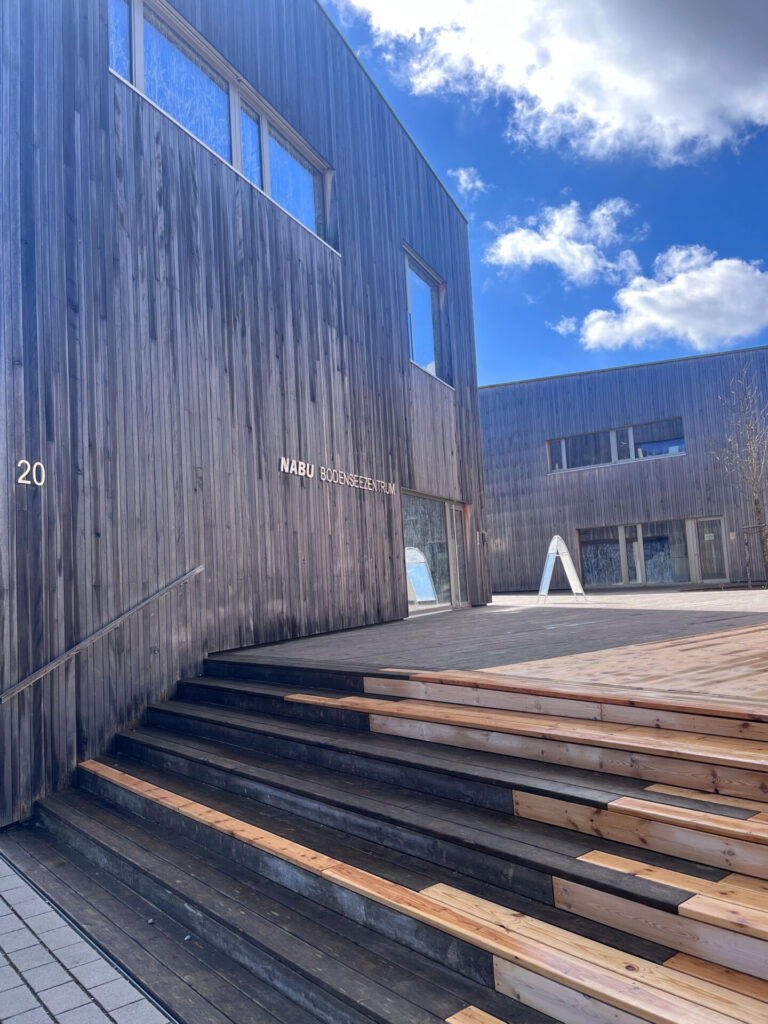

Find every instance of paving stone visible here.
[7,946,54,972]
[36,929,77,953]
[0,876,27,895]
[38,981,90,1014]
[53,942,100,970]
[90,978,142,1012]
[9,900,48,922]
[0,985,39,1018]
[69,960,120,990]
[0,916,21,936]
[0,964,21,992]
[110,1000,170,1024]
[4,1009,53,1024]
[21,963,70,994]
[56,1002,111,1024]
[23,915,61,939]
[0,929,37,954]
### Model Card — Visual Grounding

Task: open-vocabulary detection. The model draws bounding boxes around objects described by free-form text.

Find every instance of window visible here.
[109,0,131,80]
[268,129,324,235]
[108,0,331,241]
[548,417,685,472]
[578,518,694,587]
[143,8,231,162]
[405,253,449,384]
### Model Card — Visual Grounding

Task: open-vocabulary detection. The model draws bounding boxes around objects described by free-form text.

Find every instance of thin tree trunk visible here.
[753,495,768,581]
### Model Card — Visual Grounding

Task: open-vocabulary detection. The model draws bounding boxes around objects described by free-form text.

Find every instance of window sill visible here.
[109,69,342,258]
[547,450,686,476]
[409,360,455,391]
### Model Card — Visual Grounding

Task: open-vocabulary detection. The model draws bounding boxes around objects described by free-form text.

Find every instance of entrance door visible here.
[696,518,727,580]
[402,492,469,613]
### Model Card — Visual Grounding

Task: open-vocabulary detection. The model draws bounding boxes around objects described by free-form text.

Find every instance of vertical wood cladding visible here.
[479,349,768,593]
[0,0,490,825]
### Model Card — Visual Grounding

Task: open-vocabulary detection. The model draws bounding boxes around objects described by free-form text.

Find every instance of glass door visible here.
[449,503,469,606]
[696,518,727,580]
[402,492,469,612]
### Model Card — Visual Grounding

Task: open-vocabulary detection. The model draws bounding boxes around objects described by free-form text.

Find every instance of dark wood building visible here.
[479,347,768,593]
[0,0,490,826]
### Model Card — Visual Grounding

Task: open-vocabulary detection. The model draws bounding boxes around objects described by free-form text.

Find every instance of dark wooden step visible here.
[0,825,326,1024]
[34,787,553,1024]
[116,727,730,909]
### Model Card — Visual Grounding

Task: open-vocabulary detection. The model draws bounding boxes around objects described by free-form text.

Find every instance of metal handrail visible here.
[0,564,205,706]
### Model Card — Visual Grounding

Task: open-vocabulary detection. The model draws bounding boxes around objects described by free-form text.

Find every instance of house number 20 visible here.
[16,459,46,486]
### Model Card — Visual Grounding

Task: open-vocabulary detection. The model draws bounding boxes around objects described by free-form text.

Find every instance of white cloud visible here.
[331,0,768,163]
[547,316,578,336]
[580,246,768,351]
[484,198,639,285]
[448,166,488,199]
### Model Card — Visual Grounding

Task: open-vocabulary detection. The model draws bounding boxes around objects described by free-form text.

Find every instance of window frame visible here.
[403,247,451,388]
[547,417,686,474]
[110,0,333,243]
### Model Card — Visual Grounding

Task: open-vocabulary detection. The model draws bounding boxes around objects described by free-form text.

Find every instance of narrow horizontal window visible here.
[143,8,232,162]
[564,430,612,470]
[548,416,685,472]
[108,0,131,80]
[633,417,685,458]
[268,129,324,235]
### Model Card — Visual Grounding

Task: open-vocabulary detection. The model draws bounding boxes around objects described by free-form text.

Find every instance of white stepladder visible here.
[537,535,587,604]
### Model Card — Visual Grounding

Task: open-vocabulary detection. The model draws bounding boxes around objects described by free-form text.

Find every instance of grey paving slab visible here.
[224,590,768,672]
[0,858,173,1024]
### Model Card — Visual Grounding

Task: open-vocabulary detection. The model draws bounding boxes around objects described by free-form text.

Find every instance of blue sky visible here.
[324,1,768,385]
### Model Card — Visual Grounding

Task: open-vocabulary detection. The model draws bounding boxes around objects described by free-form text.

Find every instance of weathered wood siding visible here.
[479,349,768,592]
[0,0,490,825]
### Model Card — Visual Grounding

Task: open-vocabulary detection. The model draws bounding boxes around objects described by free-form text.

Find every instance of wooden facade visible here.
[0,0,490,826]
[479,347,768,592]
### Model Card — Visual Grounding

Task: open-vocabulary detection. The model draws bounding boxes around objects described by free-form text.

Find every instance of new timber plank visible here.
[663,955,768,1006]
[75,761,749,1024]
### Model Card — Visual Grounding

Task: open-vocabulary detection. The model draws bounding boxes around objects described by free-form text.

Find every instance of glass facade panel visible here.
[403,494,452,610]
[642,519,690,583]
[697,519,726,579]
[564,430,612,469]
[109,0,131,80]
[240,104,262,189]
[268,129,322,234]
[407,264,437,376]
[143,9,232,162]
[579,527,623,586]
[634,418,685,458]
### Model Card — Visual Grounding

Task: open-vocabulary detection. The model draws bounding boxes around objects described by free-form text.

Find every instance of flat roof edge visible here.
[480,343,768,390]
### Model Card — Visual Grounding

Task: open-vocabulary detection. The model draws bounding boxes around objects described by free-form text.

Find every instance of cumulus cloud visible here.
[580,246,768,351]
[448,166,488,199]
[547,316,578,336]
[484,198,639,285]
[331,0,768,163]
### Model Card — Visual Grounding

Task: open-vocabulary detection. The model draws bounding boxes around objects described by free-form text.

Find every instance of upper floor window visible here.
[547,416,685,472]
[405,251,450,385]
[109,0,331,241]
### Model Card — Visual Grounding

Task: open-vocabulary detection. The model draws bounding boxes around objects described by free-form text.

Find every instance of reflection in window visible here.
[268,129,323,234]
[143,8,232,162]
[580,527,623,586]
[642,519,690,583]
[407,261,438,377]
[634,418,685,458]
[564,431,612,470]
[109,0,131,80]
[240,103,262,189]
[402,493,451,608]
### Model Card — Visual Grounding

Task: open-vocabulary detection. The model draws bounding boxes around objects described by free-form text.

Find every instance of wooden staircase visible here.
[2,654,768,1024]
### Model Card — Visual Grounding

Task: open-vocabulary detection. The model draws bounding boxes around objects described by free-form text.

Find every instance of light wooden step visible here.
[76,760,765,1024]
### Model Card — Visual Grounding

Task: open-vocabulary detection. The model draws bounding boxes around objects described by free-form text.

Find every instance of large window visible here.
[405,252,450,384]
[108,0,330,239]
[548,417,685,472]
[578,516,726,587]
[402,493,468,612]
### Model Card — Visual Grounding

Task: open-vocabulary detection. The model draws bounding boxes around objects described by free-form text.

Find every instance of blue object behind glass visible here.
[408,265,436,375]
[109,0,131,80]
[241,107,262,189]
[143,11,231,162]
[268,131,318,233]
